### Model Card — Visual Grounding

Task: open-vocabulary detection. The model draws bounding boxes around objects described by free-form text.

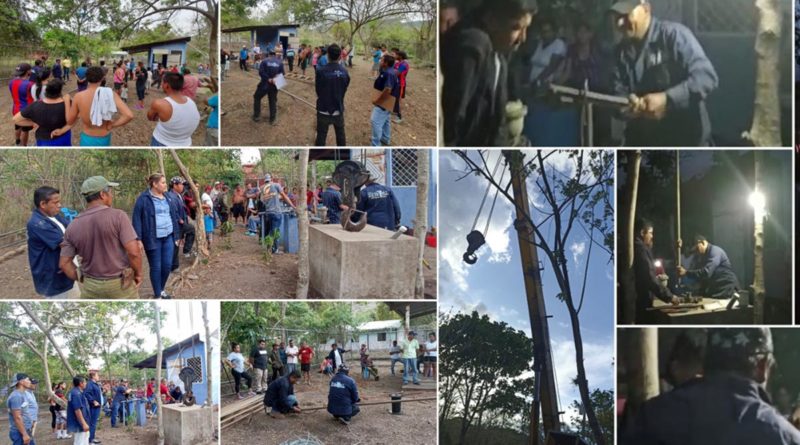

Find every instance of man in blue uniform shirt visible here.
[622,328,800,445]
[85,372,103,444]
[239,46,249,71]
[111,379,130,427]
[610,0,718,147]
[315,44,350,146]
[8,373,35,445]
[327,365,360,425]
[321,181,346,224]
[357,178,401,231]
[370,55,401,146]
[677,234,740,300]
[66,376,90,445]
[264,370,302,418]
[27,186,78,298]
[253,51,285,125]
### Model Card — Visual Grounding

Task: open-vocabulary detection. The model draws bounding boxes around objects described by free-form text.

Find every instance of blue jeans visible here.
[287,363,297,374]
[270,394,298,413]
[10,429,35,445]
[370,106,391,146]
[145,234,175,297]
[111,399,126,426]
[89,407,100,442]
[403,358,419,384]
[150,136,167,146]
[264,213,282,252]
[248,215,260,233]
[390,357,401,375]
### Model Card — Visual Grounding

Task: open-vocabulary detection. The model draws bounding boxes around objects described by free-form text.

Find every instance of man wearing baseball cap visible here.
[441,0,537,146]
[59,176,143,298]
[623,328,800,444]
[166,176,195,269]
[8,373,35,445]
[610,0,718,147]
[399,328,421,385]
[261,174,296,252]
[9,62,34,146]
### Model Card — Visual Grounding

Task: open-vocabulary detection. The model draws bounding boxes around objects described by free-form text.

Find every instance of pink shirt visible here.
[114,68,125,83]
[181,75,199,99]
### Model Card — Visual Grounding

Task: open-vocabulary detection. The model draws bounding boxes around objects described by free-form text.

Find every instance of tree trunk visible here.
[18,302,77,376]
[280,302,287,344]
[296,149,310,299]
[41,318,67,408]
[626,328,659,424]
[414,149,429,299]
[745,0,781,146]
[622,151,641,324]
[156,149,165,176]
[208,0,219,74]
[752,152,765,323]
[202,301,213,407]
[169,149,208,256]
[154,302,165,445]
[311,161,318,216]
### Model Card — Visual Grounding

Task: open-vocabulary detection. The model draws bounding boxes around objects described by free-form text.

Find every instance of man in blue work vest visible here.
[357,178,401,231]
[252,51,284,125]
[85,372,103,444]
[26,186,79,298]
[610,0,718,146]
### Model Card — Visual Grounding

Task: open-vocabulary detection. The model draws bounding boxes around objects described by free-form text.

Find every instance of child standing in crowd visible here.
[203,204,214,250]
[371,45,382,78]
[393,50,409,124]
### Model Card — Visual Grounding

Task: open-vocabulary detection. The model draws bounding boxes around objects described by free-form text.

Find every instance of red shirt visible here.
[160,383,169,395]
[146,382,154,397]
[299,347,314,364]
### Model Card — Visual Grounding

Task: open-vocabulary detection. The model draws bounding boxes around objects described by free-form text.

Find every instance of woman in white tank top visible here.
[151,96,201,146]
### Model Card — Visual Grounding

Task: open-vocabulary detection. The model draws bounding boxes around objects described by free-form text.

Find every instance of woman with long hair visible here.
[132,173,179,299]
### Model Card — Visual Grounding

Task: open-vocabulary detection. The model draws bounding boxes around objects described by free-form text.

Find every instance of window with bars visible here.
[391,149,418,187]
[186,357,203,384]
[377,333,387,342]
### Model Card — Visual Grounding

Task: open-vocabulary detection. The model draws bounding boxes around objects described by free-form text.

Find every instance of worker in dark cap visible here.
[327,365,361,425]
[441,0,537,146]
[677,235,740,300]
[610,0,718,147]
[7,373,35,445]
[633,218,679,323]
[623,328,800,445]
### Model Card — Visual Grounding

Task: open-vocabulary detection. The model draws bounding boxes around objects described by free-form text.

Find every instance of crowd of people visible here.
[223,39,411,147]
[25,174,230,299]
[9,54,219,147]
[224,328,435,427]
[7,371,187,445]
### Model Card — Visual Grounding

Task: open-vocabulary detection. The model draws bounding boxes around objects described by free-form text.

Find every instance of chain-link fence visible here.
[391,149,419,187]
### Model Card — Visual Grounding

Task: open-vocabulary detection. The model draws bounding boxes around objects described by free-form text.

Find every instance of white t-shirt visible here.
[529,38,567,83]
[202,192,213,209]
[425,340,438,357]
[47,216,66,233]
[285,345,299,364]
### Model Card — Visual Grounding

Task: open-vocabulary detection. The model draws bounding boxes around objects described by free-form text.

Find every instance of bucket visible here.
[390,393,402,414]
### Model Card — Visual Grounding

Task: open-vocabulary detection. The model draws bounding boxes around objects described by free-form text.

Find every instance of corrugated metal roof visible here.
[357,320,402,331]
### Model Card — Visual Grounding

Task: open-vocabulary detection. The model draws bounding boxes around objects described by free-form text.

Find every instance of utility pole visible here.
[503,150,561,445]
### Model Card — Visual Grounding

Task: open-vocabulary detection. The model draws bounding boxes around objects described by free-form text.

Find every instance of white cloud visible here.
[550,336,614,426]
[570,241,586,266]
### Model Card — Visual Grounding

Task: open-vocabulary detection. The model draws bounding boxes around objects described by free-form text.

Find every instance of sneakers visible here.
[393,117,403,124]
[413,381,420,385]
[237,393,245,400]
[247,391,256,397]
[252,116,261,123]
[338,417,350,425]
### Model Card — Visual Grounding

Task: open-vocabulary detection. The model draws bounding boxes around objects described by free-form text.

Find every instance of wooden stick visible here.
[0,245,26,264]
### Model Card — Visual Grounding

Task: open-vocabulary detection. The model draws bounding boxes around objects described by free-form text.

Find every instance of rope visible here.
[483,161,507,235]
[471,154,503,232]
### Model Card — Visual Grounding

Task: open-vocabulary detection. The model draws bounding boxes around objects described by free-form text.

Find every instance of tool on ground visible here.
[333,161,370,232]
[391,226,408,239]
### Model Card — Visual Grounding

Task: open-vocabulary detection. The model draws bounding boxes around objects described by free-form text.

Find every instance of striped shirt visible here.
[9,78,33,114]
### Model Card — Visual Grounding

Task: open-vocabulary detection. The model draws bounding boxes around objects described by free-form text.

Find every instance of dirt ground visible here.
[0,74,210,147]
[0,407,217,445]
[220,60,437,147]
[0,222,437,299]
[220,361,437,445]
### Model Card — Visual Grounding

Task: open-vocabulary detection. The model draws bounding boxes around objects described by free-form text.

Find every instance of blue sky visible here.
[439,150,615,423]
